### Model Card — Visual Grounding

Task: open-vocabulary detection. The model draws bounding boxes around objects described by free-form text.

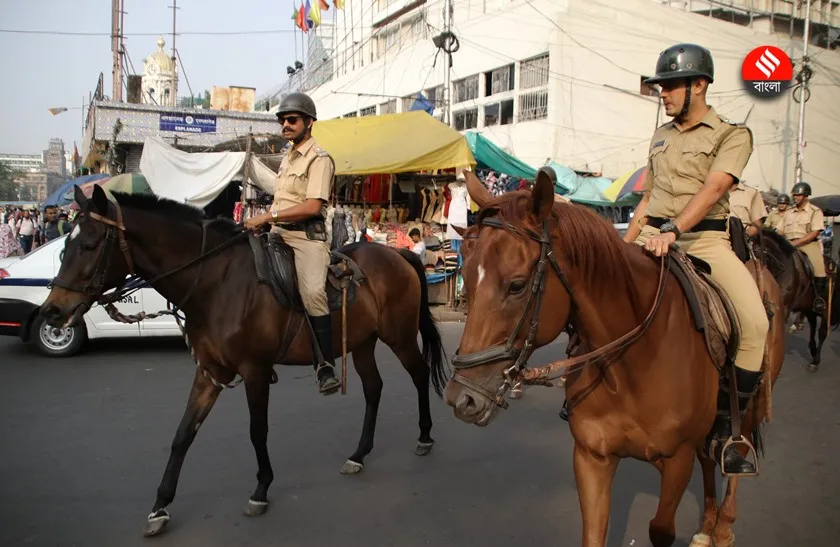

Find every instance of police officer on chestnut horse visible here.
[623,43,768,476]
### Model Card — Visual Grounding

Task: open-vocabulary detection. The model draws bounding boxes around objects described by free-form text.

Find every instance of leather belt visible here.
[276,222,308,232]
[647,217,727,232]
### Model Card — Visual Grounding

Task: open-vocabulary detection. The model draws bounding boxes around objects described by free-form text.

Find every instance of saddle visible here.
[666,248,741,370]
[248,232,365,312]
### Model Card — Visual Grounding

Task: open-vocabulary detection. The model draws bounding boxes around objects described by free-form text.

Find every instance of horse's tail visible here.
[396,248,449,397]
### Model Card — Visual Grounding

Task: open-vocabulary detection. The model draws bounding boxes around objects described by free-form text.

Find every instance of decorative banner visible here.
[741,45,793,99]
[159,112,217,133]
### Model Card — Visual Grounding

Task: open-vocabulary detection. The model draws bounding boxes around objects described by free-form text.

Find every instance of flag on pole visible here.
[318,0,330,11]
[307,0,322,27]
[304,0,316,29]
[333,0,345,9]
[296,3,308,32]
[49,107,68,115]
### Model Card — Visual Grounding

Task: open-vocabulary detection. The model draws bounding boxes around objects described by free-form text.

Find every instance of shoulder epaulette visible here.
[314,146,330,158]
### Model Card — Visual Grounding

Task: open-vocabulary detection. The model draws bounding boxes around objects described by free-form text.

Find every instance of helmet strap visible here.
[676,78,692,124]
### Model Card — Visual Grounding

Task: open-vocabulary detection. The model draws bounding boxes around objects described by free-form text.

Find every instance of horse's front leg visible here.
[689,454,720,547]
[573,443,619,547]
[145,367,221,537]
[242,364,274,516]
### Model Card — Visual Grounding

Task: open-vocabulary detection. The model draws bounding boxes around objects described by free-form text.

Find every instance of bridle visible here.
[450,217,574,409]
[450,215,669,410]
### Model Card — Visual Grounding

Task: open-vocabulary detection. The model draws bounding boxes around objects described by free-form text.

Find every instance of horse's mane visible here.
[477,191,634,293]
[757,227,797,256]
[111,191,244,238]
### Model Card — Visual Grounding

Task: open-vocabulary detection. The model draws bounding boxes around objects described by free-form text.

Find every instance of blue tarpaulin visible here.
[465,131,537,180]
[43,174,111,207]
[409,92,435,115]
[546,162,638,207]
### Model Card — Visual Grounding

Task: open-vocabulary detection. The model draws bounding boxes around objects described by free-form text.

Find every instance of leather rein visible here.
[450,216,669,409]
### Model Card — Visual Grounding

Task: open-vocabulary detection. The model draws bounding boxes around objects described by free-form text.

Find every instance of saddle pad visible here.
[667,249,741,370]
[248,234,364,313]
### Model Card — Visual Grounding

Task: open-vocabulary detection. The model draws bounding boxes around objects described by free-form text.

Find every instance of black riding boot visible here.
[707,366,764,475]
[309,314,341,395]
[813,277,827,314]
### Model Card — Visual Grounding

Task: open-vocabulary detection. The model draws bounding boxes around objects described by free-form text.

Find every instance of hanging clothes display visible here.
[446,181,469,240]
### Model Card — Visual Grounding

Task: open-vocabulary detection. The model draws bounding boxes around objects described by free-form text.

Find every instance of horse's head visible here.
[41,185,134,328]
[444,168,573,426]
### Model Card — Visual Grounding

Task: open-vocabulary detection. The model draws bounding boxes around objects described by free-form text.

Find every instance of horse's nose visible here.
[455,392,478,414]
[41,304,61,321]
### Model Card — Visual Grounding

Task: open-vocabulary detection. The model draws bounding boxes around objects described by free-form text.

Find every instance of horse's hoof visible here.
[809,363,819,372]
[340,459,364,474]
[509,388,523,399]
[415,441,434,456]
[689,533,712,547]
[144,508,170,537]
[243,498,268,517]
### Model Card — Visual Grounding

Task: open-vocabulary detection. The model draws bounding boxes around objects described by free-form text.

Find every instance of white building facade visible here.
[295,0,839,195]
[0,153,44,173]
[141,38,179,108]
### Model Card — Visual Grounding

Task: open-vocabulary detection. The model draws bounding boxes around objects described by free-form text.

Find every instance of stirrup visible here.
[711,435,760,478]
[315,362,340,394]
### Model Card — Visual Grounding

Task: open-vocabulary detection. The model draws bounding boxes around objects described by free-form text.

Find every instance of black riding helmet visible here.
[777,194,791,205]
[791,182,812,196]
[646,44,714,122]
[644,43,715,85]
[276,92,317,120]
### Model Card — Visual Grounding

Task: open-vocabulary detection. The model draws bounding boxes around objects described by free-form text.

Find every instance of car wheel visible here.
[31,315,87,357]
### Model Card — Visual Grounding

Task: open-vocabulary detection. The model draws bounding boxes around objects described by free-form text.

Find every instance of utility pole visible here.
[111,0,123,102]
[794,0,812,187]
[442,0,453,127]
[169,0,180,106]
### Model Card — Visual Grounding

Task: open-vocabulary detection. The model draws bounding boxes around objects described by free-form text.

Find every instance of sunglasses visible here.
[279,115,302,125]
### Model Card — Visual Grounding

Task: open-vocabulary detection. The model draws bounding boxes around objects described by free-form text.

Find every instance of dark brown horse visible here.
[40,185,447,537]
[752,228,830,370]
[444,171,786,547]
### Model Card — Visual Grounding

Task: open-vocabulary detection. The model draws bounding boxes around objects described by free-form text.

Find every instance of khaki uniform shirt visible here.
[643,106,753,221]
[729,183,766,226]
[271,137,334,214]
[765,207,785,231]
[778,201,824,240]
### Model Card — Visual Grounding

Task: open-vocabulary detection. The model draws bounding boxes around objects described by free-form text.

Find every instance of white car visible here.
[0,235,181,357]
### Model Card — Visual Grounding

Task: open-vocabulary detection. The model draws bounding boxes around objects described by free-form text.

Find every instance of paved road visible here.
[0,324,838,547]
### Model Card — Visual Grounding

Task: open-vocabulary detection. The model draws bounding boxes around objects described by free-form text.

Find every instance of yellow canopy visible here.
[312,111,476,175]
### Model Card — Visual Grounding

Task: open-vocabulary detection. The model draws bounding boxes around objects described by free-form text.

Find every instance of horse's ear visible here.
[91,184,109,214]
[451,225,467,237]
[464,168,492,209]
[529,167,556,220]
[73,185,88,210]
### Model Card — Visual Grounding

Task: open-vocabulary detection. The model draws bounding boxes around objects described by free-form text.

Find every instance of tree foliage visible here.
[0,161,19,201]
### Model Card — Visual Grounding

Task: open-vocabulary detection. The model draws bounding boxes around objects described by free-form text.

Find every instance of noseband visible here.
[450,217,574,409]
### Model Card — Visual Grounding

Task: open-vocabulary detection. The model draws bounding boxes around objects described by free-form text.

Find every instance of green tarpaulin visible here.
[465,131,537,180]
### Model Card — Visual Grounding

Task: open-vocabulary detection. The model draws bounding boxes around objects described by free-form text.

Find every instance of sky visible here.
[0,0,322,155]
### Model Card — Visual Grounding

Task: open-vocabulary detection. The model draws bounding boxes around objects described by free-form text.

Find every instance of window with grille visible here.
[402,94,417,112]
[425,85,444,107]
[520,54,549,90]
[360,106,376,116]
[453,75,479,104]
[343,111,358,118]
[454,108,478,131]
[485,64,515,97]
[380,99,397,114]
[485,99,514,126]
[518,91,548,122]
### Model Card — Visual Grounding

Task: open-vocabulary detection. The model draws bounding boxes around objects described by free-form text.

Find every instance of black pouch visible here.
[305,218,328,242]
[729,216,750,263]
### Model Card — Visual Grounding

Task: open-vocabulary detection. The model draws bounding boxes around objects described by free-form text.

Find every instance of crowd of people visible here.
[0,205,75,259]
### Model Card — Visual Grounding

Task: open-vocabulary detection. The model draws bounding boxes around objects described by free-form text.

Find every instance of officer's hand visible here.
[644,232,677,257]
[244,214,268,231]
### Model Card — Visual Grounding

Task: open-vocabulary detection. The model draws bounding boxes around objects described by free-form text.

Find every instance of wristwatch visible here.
[659,220,682,239]
[271,210,278,221]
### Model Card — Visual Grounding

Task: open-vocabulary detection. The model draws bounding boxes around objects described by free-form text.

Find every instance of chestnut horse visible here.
[753,227,829,370]
[444,170,785,547]
[40,185,447,537]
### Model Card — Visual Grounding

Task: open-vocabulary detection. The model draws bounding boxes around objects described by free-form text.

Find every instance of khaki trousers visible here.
[273,227,331,316]
[798,241,826,277]
[636,225,769,372]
